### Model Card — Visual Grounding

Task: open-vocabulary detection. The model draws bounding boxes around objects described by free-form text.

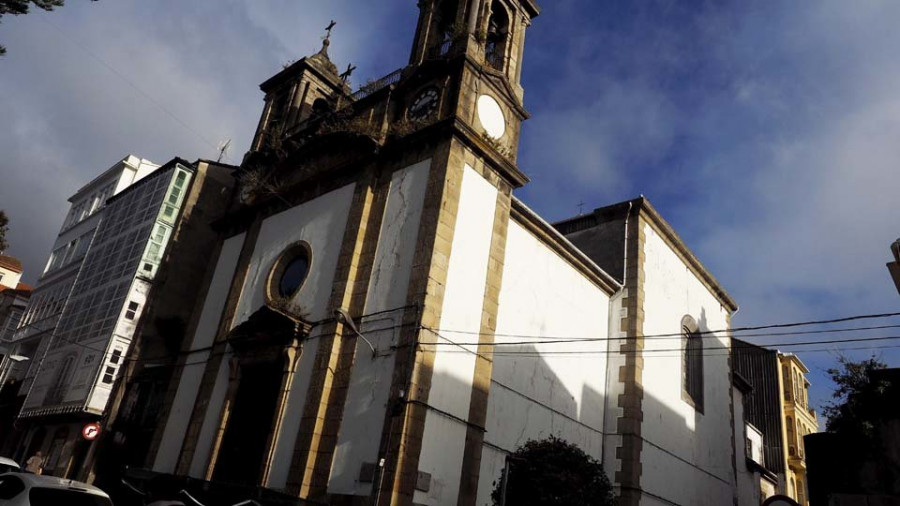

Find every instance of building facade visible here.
[778,353,818,506]
[732,340,819,505]
[7,155,159,397]
[0,255,32,386]
[0,156,158,459]
[0,255,31,345]
[6,158,234,480]
[134,2,770,506]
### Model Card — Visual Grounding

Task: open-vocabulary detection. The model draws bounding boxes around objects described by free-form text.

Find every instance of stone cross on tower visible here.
[317,20,337,56]
[340,63,356,83]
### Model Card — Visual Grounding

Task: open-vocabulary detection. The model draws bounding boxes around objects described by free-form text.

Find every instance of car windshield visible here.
[29,487,112,506]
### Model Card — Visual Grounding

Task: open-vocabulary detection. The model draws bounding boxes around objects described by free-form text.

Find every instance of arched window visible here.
[681,315,703,412]
[787,416,795,453]
[426,0,458,56]
[485,0,509,71]
[782,364,792,400]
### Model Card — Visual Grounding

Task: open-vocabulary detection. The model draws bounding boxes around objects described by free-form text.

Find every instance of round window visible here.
[268,242,312,300]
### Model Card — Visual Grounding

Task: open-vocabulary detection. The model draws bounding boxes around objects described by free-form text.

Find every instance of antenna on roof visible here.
[216,139,231,163]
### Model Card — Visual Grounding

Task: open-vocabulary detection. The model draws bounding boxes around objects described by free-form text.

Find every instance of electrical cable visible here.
[426,311,900,342]
[419,327,900,355]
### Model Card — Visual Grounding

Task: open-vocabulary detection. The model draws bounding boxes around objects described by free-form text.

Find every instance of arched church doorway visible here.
[212,361,285,485]
[207,305,308,486]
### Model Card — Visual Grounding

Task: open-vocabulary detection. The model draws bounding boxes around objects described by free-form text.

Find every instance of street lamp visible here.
[0,354,29,389]
[889,239,900,298]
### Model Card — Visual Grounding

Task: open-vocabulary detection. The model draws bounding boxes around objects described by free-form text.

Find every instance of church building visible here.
[145,1,746,505]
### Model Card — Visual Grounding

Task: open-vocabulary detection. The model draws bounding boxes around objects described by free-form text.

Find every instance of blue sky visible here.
[1,0,898,415]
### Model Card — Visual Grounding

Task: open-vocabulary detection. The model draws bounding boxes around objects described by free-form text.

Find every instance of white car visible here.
[0,472,112,505]
[0,458,19,474]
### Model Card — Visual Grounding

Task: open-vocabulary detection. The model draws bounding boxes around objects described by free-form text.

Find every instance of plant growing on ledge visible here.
[320,114,384,141]
[481,132,513,159]
[238,168,290,207]
[492,436,615,506]
[389,116,436,139]
[266,296,308,321]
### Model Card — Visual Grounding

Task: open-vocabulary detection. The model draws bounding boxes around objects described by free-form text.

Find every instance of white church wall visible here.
[154,232,246,473]
[639,221,735,506]
[475,218,612,506]
[327,159,431,495]
[236,183,355,487]
[189,349,232,478]
[234,182,356,324]
[415,164,498,506]
[266,336,320,489]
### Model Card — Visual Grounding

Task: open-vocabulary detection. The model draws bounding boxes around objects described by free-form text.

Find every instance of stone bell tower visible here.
[248,24,351,155]
[399,0,539,175]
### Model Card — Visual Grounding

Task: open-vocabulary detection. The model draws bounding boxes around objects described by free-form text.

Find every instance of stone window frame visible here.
[265,241,313,304]
[681,314,704,413]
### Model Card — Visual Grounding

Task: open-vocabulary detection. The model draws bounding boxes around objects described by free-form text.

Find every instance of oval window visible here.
[279,255,309,297]
[268,242,312,300]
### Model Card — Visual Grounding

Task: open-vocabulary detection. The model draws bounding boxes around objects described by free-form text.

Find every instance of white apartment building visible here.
[12,160,199,478]
[8,155,159,394]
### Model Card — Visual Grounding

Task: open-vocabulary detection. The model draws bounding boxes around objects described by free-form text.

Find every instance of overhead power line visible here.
[27,309,900,372]
[421,311,900,345]
[420,327,900,351]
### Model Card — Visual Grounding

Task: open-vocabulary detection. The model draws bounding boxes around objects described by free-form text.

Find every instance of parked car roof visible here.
[7,472,109,497]
[0,457,19,469]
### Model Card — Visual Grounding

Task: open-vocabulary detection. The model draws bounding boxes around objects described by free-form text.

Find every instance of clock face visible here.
[409,87,440,121]
[477,94,506,139]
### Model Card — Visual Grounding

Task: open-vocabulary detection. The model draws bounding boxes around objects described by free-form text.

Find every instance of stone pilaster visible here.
[615,210,646,506]
[284,169,388,498]
[372,138,462,506]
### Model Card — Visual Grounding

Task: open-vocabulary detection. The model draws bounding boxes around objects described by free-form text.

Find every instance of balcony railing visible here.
[350,68,404,103]
[426,39,453,60]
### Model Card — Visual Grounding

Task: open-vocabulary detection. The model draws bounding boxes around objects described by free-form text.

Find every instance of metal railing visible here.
[426,39,453,60]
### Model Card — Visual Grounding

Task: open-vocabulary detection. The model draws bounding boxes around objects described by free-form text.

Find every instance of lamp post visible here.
[889,239,900,298]
[0,354,29,390]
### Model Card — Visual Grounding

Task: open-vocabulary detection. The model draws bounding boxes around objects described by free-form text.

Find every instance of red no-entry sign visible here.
[82,422,101,441]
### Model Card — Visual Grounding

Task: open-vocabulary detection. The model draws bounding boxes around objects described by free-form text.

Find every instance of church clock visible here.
[476,94,506,139]
[408,87,440,121]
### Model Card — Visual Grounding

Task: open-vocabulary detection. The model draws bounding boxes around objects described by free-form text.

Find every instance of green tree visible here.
[823,355,888,444]
[0,0,66,56]
[0,210,8,253]
[492,435,616,506]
